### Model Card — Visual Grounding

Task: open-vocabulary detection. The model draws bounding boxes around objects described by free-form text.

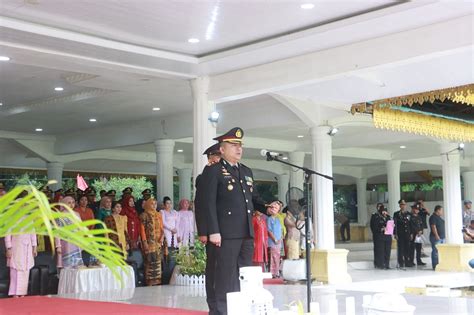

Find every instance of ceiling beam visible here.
[0,130,56,141]
[333,148,392,161]
[208,15,473,102]
[0,16,197,64]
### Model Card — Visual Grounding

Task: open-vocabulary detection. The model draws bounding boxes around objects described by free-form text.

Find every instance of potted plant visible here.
[173,238,206,286]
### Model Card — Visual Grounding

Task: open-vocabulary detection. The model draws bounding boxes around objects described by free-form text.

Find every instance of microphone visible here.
[260,149,282,157]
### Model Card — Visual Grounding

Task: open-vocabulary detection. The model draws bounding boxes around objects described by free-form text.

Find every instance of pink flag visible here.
[76,174,88,191]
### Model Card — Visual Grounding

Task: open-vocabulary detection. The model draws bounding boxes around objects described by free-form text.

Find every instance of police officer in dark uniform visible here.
[85,187,98,215]
[64,188,76,200]
[409,203,426,266]
[118,187,133,205]
[196,127,266,315]
[106,190,117,207]
[76,188,85,200]
[393,199,413,268]
[370,203,393,269]
[194,142,221,314]
[136,189,152,215]
[40,185,54,202]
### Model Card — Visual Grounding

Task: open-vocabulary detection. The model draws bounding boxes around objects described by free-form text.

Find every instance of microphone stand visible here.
[265,152,333,313]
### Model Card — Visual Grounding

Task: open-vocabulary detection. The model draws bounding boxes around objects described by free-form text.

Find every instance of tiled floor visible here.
[56,243,474,314]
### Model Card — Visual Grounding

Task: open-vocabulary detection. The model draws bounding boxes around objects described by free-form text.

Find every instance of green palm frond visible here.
[0,185,127,282]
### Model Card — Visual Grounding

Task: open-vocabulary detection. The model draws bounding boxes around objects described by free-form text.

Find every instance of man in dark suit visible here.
[196,127,266,315]
[370,203,392,269]
[394,199,413,269]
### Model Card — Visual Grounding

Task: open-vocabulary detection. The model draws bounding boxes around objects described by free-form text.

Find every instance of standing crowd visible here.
[0,181,197,298]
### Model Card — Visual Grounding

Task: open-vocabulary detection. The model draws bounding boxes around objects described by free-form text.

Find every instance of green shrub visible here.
[401,183,417,192]
[13,173,45,188]
[432,178,443,190]
[175,237,206,276]
[92,176,153,200]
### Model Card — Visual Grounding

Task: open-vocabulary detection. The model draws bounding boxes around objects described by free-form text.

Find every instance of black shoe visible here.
[417,261,426,266]
[384,266,391,270]
[406,263,415,267]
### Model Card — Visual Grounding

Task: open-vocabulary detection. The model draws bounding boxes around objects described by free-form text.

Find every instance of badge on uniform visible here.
[221,167,231,176]
[245,176,253,185]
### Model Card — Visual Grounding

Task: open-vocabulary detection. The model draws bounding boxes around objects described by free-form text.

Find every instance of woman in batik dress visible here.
[139,198,165,286]
[104,203,130,259]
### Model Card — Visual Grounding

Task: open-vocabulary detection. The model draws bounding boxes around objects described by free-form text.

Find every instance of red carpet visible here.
[263,278,284,285]
[0,296,207,315]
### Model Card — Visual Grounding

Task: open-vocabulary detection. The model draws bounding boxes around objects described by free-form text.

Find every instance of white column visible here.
[277,174,290,205]
[441,143,463,244]
[386,160,401,215]
[311,126,334,250]
[154,139,175,203]
[178,168,192,201]
[356,178,368,226]
[289,151,305,190]
[191,76,217,186]
[46,162,64,191]
[462,171,474,202]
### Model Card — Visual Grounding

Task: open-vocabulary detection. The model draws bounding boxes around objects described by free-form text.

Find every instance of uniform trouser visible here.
[374,234,392,268]
[373,234,382,268]
[340,222,350,241]
[214,238,253,315]
[409,240,422,264]
[397,235,411,267]
[206,243,217,315]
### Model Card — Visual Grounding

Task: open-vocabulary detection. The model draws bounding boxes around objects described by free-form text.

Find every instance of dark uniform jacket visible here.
[410,214,424,236]
[393,210,412,238]
[194,168,210,237]
[196,159,266,239]
[370,212,392,236]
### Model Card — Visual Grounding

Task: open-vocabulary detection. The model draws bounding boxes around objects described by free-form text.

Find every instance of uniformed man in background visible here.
[196,127,266,315]
[136,188,152,215]
[85,187,98,215]
[370,203,392,269]
[409,203,426,266]
[393,199,413,269]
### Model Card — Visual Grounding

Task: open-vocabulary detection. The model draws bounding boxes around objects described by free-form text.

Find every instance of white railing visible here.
[175,274,206,286]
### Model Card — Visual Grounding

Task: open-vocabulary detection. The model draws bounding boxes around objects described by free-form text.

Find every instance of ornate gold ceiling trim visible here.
[373,107,473,142]
[351,83,474,114]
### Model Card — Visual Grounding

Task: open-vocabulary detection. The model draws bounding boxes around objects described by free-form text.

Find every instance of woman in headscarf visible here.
[120,195,141,250]
[104,203,129,259]
[139,198,164,286]
[95,196,113,227]
[177,199,195,247]
[55,196,84,268]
